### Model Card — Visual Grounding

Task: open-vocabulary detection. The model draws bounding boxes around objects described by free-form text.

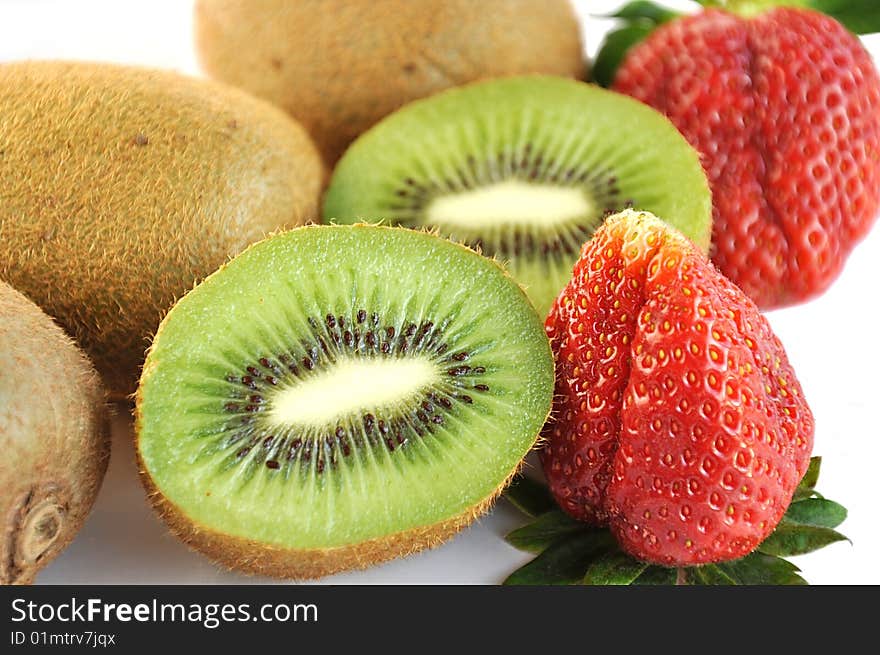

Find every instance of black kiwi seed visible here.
[219,310,491,475]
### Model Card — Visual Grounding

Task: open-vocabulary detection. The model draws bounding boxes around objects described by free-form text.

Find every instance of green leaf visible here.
[632,566,679,585]
[692,564,740,585]
[785,498,847,529]
[503,475,555,518]
[717,551,807,585]
[600,0,681,23]
[591,0,683,88]
[759,520,849,557]
[646,553,808,585]
[696,1,880,34]
[593,24,656,88]
[592,552,808,586]
[501,453,846,585]
[810,0,880,35]
[793,457,822,501]
[503,531,615,585]
[583,549,650,585]
[505,509,587,554]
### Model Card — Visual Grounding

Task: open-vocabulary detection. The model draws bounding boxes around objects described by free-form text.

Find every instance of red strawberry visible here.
[612,7,880,309]
[541,209,814,566]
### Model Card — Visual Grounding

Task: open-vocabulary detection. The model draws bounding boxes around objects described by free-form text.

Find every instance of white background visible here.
[2,1,877,584]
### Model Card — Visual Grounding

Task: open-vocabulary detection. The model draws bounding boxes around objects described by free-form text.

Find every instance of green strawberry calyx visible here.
[591,1,681,88]
[501,457,849,585]
[593,0,880,88]
[699,0,811,17]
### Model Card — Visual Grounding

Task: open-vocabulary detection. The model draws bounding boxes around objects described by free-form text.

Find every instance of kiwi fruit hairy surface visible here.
[194,0,586,164]
[0,281,110,584]
[136,224,554,579]
[0,61,324,396]
[323,76,713,317]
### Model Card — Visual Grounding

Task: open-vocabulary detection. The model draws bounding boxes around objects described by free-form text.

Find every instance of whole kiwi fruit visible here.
[0,61,324,396]
[0,281,110,584]
[194,0,586,164]
[136,224,554,578]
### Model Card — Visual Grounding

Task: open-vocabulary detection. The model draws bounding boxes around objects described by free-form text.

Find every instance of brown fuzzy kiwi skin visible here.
[0,61,324,397]
[0,282,110,585]
[194,0,586,165]
[134,223,550,579]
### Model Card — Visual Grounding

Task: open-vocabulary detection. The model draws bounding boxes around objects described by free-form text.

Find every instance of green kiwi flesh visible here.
[323,75,712,317]
[136,224,554,578]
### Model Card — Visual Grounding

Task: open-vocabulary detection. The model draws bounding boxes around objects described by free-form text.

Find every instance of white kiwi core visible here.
[268,357,439,428]
[425,180,595,228]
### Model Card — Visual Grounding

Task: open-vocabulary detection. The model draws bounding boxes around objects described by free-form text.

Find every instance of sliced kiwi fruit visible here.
[323,75,712,317]
[136,224,554,579]
[0,281,110,584]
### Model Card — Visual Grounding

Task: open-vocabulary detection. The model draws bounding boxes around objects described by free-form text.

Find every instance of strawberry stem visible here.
[676,567,687,585]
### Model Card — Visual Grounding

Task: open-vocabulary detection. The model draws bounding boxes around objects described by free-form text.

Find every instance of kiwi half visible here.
[136,224,554,578]
[323,76,712,317]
